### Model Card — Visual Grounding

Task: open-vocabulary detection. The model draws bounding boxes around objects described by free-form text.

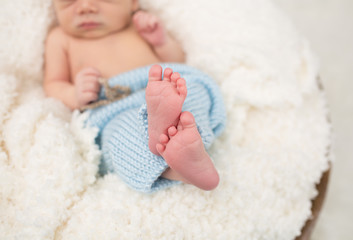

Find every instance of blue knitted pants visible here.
[86,64,226,193]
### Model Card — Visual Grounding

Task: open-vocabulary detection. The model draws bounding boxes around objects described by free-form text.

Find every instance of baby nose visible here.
[76,0,98,15]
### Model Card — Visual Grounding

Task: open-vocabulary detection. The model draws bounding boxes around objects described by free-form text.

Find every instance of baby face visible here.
[53,0,139,38]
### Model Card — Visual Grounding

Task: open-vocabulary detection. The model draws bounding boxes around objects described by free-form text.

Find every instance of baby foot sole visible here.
[146,65,187,155]
[157,112,219,190]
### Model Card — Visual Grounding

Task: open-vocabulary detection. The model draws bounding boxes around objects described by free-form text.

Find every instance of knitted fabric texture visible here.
[86,63,226,193]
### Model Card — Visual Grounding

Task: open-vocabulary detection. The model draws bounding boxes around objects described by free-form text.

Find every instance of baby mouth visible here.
[79,22,101,30]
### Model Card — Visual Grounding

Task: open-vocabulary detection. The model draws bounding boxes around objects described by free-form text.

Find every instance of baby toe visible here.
[171,72,181,83]
[176,78,187,98]
[148,65,163,82]
[156,143,166,154]
[159,133,169,144]
[167,126,178,137]
[163,68,173,82]
[179,111,196,128]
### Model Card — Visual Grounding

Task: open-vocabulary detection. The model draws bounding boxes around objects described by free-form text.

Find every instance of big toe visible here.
[148,65,163,81]
[179,111,196,129]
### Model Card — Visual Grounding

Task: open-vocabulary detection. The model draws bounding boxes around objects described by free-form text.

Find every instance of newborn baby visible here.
[44,0,223,192]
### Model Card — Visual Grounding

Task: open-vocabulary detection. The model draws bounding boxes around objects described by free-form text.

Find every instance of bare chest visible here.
[67,32,160,79]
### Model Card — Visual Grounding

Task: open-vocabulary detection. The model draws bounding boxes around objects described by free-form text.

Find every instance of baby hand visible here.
[133,10,166,47]
[75,67,101,107]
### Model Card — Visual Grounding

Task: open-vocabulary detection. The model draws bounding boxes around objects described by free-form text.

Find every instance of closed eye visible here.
[56,0,76,7]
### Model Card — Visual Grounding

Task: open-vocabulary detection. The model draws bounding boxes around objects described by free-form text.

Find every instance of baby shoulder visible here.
[46,27,68,48]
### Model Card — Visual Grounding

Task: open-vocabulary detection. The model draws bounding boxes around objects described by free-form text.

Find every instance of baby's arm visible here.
[44,28,100,110]
[133,11,185,62]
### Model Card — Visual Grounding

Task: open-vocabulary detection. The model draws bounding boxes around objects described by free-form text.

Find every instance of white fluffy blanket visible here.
[0,0,331,239]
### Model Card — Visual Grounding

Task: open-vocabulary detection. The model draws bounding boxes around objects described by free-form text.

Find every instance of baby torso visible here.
[65,26,160,81]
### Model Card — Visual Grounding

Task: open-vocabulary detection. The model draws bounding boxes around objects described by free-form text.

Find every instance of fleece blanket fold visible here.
[0,0,331,239]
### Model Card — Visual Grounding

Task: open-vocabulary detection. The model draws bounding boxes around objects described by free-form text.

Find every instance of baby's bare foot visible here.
[146,65,187,155]
[156,112,219,190]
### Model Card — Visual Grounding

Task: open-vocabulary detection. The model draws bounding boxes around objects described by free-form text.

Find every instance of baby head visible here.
[53,0,139,39]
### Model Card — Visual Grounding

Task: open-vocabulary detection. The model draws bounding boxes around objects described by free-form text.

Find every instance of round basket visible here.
[297,168,330,239]
[298,78,331,239]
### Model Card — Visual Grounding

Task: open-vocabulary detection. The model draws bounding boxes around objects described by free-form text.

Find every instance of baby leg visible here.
[157,112,219,191]
[100,107,179,193]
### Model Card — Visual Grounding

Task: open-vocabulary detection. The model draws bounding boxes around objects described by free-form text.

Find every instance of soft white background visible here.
[0,0,349,239]
[273,0,353,239]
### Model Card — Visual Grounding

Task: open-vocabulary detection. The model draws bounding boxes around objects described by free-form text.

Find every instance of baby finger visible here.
[83,81,100,93]
[82,92,99,104]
